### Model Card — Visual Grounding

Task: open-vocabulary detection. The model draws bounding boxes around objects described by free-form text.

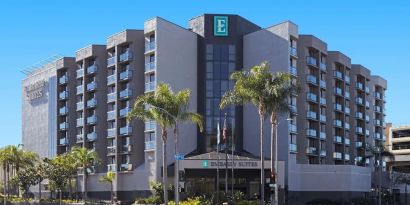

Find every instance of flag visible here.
[223,116,228,142]
[217,122,221,145]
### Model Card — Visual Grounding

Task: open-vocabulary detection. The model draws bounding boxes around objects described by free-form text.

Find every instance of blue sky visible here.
[0,0,409,147]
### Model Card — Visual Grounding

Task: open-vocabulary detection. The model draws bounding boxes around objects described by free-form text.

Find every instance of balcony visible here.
[356,127,363,134]
[345,123,350,130]
[306,147,318,155]
[76,68,84,78]
[145,140,156,151]
[120,163,133,172]
[59,138,68,146]
[119,50,133,62]
[365,115,370,123]
[319,80,326,89]
[320,97,326,106]
[76,134,84,143]
[345,107,350,115]
[356,97,364,105]
[59,91,68,100]
[365,101,370,109]
[145,81,156,93]
[107,146,116,155]
[306,56,317,67]
[345,76,350,84]
[107,56,116,67]
[320,114,326,123]
[120,107,131,118]
[87,98,97,108]
[320,132,326,140]
[59,75,68,85]
[145,61,156,73]
[86,116,97,125]
[333,152,343,160]
[333,120,342,127]
[107,128,116,138]
[375,92,382,100]
[356,141,363,148]
[59,122,68,130]
[356,156,364,163]
[345,138,350,146]
[356,82,364,90]
[145,41,155,53]
[76,118,84,127]
[334,87,343,96]
[289,144,297,153]
[345,91,350,99]
[365,129,370,136]
[59,107,68,115]
[87,132,97,141]
[307,75,318,85]
[76,85,84,95]
[107,110,116,121]
[289,105,297,114]
[374,133,381,140]
[86,81,97,91]
[375,119,382,126]
[120,70,133,81]
[120,126,132,136]
[334,103,343,112]
[107,92,116,103]
[107,164,117,172]
[319,62,326,71]
[306,111,317,120]
[289,46,297,57]
[333,70,343,80]
[365,86,370,94]
[356,112,363,119]
[306,129,317,138]
[145,121,156,131]
[345,154,350,161]
[86,64,97,74]
[374,106,382,113]
[119,89,132,99]
[77,102,84,111]
[289,66,297,76]
[107,75,116,85]
[334,136,342,144]
[306,92,317,102]
[320,150,327,157]
[289,123,297,133]
[120,145,132,153]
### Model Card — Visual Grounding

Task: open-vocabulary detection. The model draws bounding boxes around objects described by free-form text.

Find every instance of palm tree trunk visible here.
[59,189,62,205]
[270,115,278,205]
[174,125,179,205]
[259,114,265,205]
[83,168,87,201]
[3,164,6,205]
[162,129,168,205]
[110,184,113,204]
[38,180,41,202]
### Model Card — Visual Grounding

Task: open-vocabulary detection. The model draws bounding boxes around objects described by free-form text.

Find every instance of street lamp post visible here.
[147,104,180,205]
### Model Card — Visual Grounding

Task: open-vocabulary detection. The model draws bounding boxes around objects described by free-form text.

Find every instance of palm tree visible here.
[71,146,99,201]
[220,62,275,204]
[128,83,190,205]
[33,162,48,202]
[265,72,299,205]
[99,171,115,204]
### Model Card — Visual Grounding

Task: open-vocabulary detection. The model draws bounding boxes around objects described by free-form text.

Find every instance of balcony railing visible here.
[356,112,363,119]
[107,128,116,138]
[319,62,326,71]
[119,50,133,62]
[345,123,350,130]
[320,114,326,123]
[107,110,116,121]
[76,85,84,95]
[120,107,131,117]
[319,80,326,89]
[86,116,97,125]
[306,111,317,120]
[333,70,343,79]
[107,75,116,85]
[59,122,69,130]
[356,97,364,105]
[374,106,382,113]
[107,146,116,155]
[307,75,318,85]
[289,105,297,114]
[334,136,342,143]
[345,92,350,99]
[306,147,318,155]
[345,138,350,145]
[59,107,68,115]
[77,102,84,111]
[289,46,297,57]
[107,56,116,67]
[120,70,133,81]
[86,64,97,74]
[356,82,364,90]
[107,164,117,172]
[345,76,351,84]
[306,92,317,102]
[107,92,116,103]
[145,121,156,131]
[145,81,156,93]
[120,145,132,153]
[289,66,297,76]
[333,152,342,160]
[306,129,317,138]
[334,87,343,96]
[119,126,132,136]
[59,138,68,145]
[120,163,133,171]
[59,75,68,85]
[320,132,326,140]
[76,134,84,143]
[345,154,350,161]
[86,81,97,91]
[87,132,97,141]
[145,41,155,52]
[334,103,343,112]
[356,141,363,148]
[374,133,381,140]
[345,107,351,115]
[119,89,132,99]
[145,61,156,72]
[59,91,68,100]
[145,141,156,151]
[306,56,317,67]
[320,97,326,106]
[87,98,97,108]
[289,123,297,133]
[76,118,84,127]
[375,92,382,100]
[289,143,297,153]
[320,150,327,157]
[76,68,84,78]
[356,127,363,134]
[333,120,342,127]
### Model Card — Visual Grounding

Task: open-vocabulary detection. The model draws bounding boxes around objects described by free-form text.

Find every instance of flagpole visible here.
[217,121,220,205]
[224,113,228,196]
[231,118,235,197]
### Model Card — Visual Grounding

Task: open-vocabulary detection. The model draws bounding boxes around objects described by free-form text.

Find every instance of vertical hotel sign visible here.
[214,16,228,36]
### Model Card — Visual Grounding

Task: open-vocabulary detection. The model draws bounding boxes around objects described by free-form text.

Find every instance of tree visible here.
[71,146,99,201]
[128,83,184,205]
[11,167,39,200]
[220,62,275,204]
[33,162,48,201]
[99,171,115,204]
[265,71,299,205]
[391,172,410,205]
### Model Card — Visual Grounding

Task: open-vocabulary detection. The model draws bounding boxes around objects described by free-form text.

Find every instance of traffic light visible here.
[179,170,185,182]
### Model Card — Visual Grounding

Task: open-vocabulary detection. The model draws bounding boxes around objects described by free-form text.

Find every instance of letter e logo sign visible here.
[214,16,228,36]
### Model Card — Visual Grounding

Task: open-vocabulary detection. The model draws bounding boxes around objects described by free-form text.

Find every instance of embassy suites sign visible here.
[25,80,47,101]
